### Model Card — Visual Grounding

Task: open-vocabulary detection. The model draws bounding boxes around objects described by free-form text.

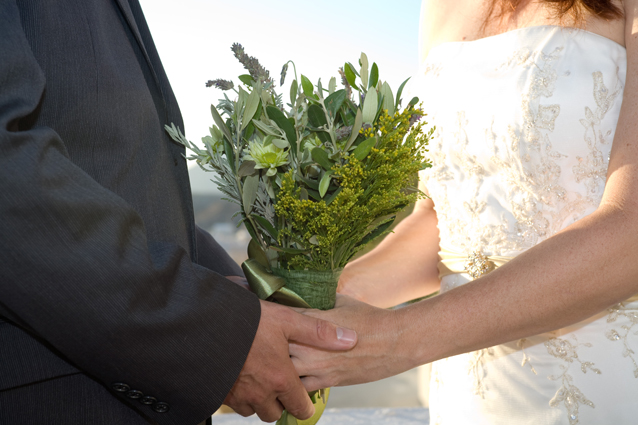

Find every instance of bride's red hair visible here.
[487,0,623,24]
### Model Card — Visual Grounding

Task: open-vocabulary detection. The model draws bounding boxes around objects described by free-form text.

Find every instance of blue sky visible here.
[139,0,422,190]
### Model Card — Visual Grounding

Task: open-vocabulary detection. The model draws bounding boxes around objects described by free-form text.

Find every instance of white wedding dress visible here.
[413,26,638,424]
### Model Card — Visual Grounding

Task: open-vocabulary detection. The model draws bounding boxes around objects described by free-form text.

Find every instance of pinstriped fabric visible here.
[0,374,156,425]
[0,0,259,423]
[0,320,80,391]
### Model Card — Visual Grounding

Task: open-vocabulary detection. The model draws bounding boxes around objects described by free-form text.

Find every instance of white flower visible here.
[244,141,289,176]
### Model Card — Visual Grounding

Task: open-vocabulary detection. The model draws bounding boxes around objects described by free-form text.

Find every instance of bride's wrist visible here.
[391,300,440,370]
[385,307,426,373]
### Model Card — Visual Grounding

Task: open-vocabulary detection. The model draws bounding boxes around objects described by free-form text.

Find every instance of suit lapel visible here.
[114,0,163,94]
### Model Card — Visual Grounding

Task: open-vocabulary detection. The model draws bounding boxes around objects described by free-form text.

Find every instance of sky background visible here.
[138,0,423,192]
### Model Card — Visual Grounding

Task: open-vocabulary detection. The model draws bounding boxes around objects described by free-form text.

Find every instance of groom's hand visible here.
[223,300,357,422]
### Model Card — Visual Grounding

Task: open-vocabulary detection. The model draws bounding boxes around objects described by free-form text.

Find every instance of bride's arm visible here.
[296,141,638,387]
[291,2,638,389]
[338,197,441,308]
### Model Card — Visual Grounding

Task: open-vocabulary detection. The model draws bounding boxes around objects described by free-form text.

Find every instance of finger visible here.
[290,354,312,377]
[300,376,328,393]
[334,293,356,307]
[289,306,311,314]
[277,374,315,420]
[253,398,285,423]
[230,402,255,417]
[224,391,255,417]
[288,341,307,358]
[285,312,357,351]
[289,342,318,377]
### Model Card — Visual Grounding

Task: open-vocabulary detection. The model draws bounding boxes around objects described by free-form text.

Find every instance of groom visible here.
[0,0,356,424]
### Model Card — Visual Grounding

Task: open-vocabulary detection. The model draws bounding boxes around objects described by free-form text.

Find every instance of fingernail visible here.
[336,327,356,345]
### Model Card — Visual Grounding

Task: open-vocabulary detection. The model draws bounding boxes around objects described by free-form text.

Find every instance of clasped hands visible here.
[222,299,358,422]
[224,275,407,423]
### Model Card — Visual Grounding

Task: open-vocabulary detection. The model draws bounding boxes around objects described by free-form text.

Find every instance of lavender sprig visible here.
[206,79,235,90]
[231,43,272,85]
[280,63,288,86]
[338,67,352,99]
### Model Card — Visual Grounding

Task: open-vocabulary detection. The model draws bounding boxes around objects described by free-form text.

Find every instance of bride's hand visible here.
[336,264,384,304]
[289,295,416,391]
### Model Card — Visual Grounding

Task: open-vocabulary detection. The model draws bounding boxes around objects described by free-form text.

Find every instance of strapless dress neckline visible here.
[426,24,625,61]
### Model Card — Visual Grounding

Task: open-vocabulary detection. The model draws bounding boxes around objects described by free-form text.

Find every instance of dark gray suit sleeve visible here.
[0,2,260,424]
[195,225,245,277]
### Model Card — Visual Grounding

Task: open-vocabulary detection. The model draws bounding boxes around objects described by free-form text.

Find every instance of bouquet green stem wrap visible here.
[241,259,342,310]
[271,268,342,311]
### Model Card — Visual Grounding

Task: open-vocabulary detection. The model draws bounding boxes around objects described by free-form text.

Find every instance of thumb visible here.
[285,312,357,351]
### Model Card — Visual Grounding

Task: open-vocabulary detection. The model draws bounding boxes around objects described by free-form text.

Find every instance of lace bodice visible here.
[414,26,627,257]
[414,27,638,425]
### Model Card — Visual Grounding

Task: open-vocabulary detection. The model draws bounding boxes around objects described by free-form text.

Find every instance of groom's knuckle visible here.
[270,372,290,393]
[246,389,265,406]
[315,319,332,342]
[280,307,295,322]
[244,394,257,406]
[287,403,310,419]
[238,407,254,417]
[260,407,282,423]
[232,402,253,417]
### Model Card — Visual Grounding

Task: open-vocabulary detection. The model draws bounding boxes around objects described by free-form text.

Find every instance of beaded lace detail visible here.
[421,42,623,258]
[468,348,494,398]
[545,336,601,425]
[418,26,629,425]
[606,304,638,378]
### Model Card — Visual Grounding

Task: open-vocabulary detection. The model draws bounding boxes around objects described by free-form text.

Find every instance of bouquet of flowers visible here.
[166,44,433,425]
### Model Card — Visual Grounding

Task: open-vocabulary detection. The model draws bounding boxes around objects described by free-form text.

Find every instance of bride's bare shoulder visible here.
[418,0,487,62]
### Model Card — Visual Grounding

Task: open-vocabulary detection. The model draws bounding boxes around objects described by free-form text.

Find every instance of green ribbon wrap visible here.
[271,268,341,311]
[241,260,342,311]
[241,249,342,425]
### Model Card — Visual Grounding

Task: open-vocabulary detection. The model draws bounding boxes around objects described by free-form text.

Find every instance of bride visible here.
[290,0,638,423]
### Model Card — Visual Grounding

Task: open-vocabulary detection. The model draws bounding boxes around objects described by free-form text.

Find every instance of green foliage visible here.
[274,107,431,270]
[165,45,434,272]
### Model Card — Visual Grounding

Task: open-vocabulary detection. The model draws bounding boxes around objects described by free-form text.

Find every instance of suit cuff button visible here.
[140,396,157,405]
[112,383,130,393]
[153,402,170,413]
[126,390,144,399]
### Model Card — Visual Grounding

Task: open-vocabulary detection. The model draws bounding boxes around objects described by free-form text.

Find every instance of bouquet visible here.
[166,43,433,425]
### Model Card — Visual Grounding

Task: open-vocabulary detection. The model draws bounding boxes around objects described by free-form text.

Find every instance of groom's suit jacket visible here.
[0,0,261,424]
